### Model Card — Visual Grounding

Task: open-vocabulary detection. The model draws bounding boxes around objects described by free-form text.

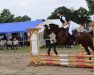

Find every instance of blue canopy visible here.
[0,20,42,33]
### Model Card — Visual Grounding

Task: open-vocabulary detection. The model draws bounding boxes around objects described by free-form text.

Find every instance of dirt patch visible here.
[0,50,94,75]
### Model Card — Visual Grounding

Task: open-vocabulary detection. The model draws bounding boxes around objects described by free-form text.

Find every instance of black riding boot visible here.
[69,35,77,45]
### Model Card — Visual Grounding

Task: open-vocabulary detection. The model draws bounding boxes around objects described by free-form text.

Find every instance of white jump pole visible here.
[27,28,40,66]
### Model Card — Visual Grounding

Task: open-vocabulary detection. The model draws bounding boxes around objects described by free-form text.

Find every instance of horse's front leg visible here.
[53,45,58,55]
[47,44,52,55]
[51,41,59,55]
[47,42,58,55]
[47,40,60,55]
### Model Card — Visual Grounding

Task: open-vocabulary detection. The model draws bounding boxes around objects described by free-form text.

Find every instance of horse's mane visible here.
[49,24,59,29]
[49,23,66,31]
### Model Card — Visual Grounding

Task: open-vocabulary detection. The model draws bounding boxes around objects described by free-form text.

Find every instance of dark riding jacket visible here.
[60,16,70,24]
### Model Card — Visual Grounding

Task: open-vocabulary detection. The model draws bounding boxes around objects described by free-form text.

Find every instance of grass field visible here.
[0,45,81,52]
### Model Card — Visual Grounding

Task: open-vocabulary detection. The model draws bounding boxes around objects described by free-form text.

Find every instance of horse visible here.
[43,24,94,60]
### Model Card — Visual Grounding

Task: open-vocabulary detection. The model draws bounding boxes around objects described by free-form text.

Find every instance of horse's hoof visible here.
[56,53,58,56]
[84,53,88,55]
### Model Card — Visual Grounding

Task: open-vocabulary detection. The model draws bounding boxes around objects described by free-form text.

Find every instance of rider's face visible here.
[57,13,61,17]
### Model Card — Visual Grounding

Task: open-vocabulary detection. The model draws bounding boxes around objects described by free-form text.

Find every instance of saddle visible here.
[60,27,80,45]
[66,29,79,45]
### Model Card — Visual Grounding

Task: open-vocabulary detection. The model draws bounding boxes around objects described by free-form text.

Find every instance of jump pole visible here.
[27,28,40,66]
[39,54,94,58]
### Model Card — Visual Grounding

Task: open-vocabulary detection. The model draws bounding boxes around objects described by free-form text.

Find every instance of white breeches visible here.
[68,21,80,35]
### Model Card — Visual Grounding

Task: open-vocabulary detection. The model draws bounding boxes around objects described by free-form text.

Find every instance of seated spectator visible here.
[13,38,19,49]
[7,39,13,50]
[0,39,5,50]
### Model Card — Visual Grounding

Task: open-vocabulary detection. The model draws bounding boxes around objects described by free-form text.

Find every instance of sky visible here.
[0,0,88,20]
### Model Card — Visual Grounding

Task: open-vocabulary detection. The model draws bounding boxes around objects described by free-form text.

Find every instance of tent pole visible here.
[5,33,8,41]
[22,32,24,46]
[5,33,8,47]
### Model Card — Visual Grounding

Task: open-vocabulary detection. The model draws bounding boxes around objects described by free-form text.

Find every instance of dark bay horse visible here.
[43,24,94,59]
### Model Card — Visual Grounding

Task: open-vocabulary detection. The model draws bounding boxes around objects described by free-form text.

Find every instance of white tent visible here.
[36,19,62,32]
[36,19,62,47]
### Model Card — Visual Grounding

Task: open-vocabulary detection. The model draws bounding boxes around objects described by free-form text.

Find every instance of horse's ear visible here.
[43,25,46,28]
[43,25,45,27]
[43,24,48,28]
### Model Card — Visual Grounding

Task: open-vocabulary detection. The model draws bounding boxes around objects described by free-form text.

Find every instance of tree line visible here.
[48,0,94,25]
[0,9,31,23]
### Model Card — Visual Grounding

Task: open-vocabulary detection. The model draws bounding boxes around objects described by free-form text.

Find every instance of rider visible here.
[57,10,81,37]
[57,10,82,44]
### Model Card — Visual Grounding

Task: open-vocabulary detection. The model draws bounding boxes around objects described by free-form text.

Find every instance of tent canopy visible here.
[0,20,42,33]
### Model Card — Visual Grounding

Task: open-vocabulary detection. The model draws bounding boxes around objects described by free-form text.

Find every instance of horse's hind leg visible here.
[89,45,94,52]
[82,45,91,60]
[88,39,94,51]
[88,45,94,55]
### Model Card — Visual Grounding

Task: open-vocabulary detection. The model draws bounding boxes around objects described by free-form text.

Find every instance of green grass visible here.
[17,46,29,51]
[40,45,80,51]
[0,46,29,52]
[0,45,81,52]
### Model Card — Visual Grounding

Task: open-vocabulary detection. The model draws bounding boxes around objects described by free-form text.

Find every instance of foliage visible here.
[47,6,90,25]
[47,6,72,19]
[0,9,31,23]
[0,9,14,23]
[73,7,90,24]
[86,0,94,15]
[14,15,31,22]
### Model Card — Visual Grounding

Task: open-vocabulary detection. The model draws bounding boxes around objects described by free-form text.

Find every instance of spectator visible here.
[13,38,19,49]
[7,39,13,50]
[0,39,5,50]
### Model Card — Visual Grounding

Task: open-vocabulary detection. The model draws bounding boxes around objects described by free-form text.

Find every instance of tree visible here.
[14,15,31,22]
[73,7,90,24]
[86,0,94,15]
[47,6,73,19]
[21,15,31,21]
[14,16,23,22]
[48,6,90,25]
[0,9,14,23]
[0,9,31,23]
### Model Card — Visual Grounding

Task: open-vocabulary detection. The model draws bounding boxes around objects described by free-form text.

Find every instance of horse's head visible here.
[43,24,51,39]
[43,23,66,39]
[43,23,59,39]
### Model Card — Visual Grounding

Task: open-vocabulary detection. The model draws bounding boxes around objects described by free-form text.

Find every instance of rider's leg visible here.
[69,23,78,36]
[68,27,73,35]
[68,25,77,44]
[69,21,80,35]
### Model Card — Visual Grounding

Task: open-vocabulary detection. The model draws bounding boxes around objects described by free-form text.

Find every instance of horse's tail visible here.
[89,30,93,38]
